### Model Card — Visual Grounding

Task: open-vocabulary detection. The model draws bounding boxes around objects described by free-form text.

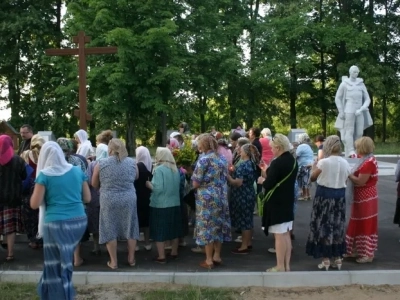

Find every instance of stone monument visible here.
[334,66,373,157]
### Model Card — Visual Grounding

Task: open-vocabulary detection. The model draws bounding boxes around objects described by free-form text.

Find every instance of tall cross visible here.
[46,31,118,130]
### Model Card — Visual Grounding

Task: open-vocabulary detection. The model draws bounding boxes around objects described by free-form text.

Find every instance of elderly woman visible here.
[30,141,90,300]
[260,128,274,166]
[74,129,94,158]
[306,135,351,270]
[85,137,109,255]
[21,134,45,249]
[146,147,182,263]
[192,134,231,269]
[134,146,153,251]
[345,137,378,263]
[0,135,27,262]
[228,143,259,254]
[257,134,298,272]
[296,133,314,200]
[92,138,139,269]
[57,137,87,266]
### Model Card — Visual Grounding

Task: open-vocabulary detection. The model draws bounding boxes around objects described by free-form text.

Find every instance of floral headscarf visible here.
[241,143,260,167]
[108,138,128,161]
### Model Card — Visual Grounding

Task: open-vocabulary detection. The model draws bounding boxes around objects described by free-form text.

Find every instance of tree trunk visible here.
[200,96,206,133]
[289,65,297,129]
[126,112,136,156]
[227,77,238,129]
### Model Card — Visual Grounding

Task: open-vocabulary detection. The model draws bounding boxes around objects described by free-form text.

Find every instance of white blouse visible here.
[316,156,351,189]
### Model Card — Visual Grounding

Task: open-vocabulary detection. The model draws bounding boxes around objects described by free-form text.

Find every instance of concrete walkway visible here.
[0,158,399,287]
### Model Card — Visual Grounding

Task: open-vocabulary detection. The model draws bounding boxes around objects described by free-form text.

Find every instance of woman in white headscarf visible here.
[145,147,182,264]
[85,135,110,256]
[134,146,153,250]
[30,141,90,300]
[74,129,93,158]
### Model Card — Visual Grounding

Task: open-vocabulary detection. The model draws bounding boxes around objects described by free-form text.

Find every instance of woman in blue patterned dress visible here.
[192,134,231,269]
[92,138,139,269]
[228,143,259,254]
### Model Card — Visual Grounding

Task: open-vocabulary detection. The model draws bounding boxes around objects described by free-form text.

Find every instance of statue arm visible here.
[335,83,345,114]
[360,84,371,111]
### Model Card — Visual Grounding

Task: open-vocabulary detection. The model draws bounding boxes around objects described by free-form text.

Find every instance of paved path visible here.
[1,162,399,273]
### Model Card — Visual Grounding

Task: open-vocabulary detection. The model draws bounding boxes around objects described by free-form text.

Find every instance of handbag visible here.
[257,159,297,217]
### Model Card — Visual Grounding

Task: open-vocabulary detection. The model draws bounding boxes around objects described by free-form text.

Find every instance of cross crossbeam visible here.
[46,31,118,130]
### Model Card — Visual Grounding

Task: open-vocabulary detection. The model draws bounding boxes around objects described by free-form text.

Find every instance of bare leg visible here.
[106,240,118,267]
[284,232,292,271]
[6,233,15,258]
[274,233,286,271]
[127,239,137,264]
[213,241,222,262]
[204,242,214,265]
[73,244,84,266]
[239,230,252,250]
[171,238,179,256]
[156,242,166,259]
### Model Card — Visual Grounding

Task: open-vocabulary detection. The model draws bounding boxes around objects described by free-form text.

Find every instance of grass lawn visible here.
[374,142,400,155]
[0,283,235,300]
[0,283,38,300]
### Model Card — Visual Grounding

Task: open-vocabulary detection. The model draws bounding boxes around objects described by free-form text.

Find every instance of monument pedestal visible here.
[345,157,395,176]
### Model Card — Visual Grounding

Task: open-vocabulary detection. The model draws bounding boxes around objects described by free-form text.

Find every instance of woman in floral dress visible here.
[228,143,259,254]
[192,134,231,269]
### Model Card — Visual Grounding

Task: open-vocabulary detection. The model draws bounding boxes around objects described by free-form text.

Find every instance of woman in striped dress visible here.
[345,137,378,263]
[30,142,90,300]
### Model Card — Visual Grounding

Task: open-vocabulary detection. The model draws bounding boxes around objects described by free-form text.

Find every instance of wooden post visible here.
[46,31,118,130]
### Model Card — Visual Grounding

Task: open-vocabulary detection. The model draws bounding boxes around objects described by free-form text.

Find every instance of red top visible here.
[259,137,274,165]
[354,156,378,188]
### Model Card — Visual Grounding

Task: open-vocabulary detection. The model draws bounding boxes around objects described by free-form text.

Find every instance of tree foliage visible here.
[1,0,400,150]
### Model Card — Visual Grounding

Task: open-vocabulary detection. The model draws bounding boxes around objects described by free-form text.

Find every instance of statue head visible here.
[349,65,360,79]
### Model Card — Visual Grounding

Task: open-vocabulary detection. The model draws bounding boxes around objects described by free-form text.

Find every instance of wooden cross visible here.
[46,31,118,130]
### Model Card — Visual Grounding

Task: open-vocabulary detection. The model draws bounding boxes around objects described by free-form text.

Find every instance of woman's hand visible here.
[145,181,153,190]
[259,160,268,172]
[257,176,265,185]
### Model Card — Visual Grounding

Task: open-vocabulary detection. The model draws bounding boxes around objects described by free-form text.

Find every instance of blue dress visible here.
[191,151,232,246]
[98,156,139,243]
[230,159,257,230]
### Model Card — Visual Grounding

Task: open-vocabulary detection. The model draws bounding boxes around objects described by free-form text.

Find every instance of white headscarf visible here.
[136,146,152,172]
[75,129,93,157]
[36,141,73,238]
[96,143,109,161]
[155,147,177,172]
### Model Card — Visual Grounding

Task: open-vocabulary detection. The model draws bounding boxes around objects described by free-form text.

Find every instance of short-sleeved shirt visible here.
[36,166,87,223]
[354,156,378,188]
[316,156,351,189]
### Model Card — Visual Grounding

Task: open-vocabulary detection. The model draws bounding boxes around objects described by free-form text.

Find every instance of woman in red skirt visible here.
[345,137,378,263]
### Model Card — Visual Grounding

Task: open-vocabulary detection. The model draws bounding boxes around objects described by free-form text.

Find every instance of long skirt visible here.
[22,194,42,244]
[345,185,378,258]
[0,206,23,235]
[37,216,87,300]
[297,165,311,189]
[149,206,183,242]
[306,185,346,259]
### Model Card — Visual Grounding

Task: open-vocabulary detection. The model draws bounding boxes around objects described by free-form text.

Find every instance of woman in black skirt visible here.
[135,146,153,250]
[306,135,351,270]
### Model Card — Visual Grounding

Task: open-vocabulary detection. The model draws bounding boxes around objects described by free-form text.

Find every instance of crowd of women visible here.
[0,123,383,299]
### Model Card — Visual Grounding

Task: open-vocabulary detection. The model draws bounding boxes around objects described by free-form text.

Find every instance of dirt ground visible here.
[75,283,400,300]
